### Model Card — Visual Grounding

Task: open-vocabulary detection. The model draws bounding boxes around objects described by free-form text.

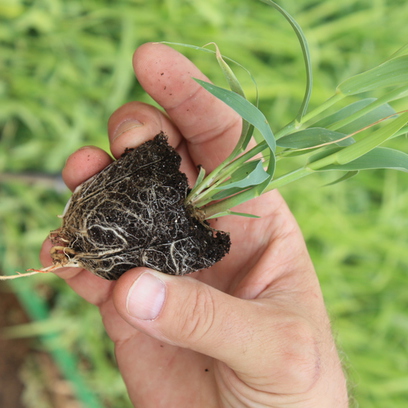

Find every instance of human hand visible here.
[41,43,348,407]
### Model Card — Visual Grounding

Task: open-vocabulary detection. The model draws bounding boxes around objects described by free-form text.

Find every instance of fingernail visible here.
[113,120,143,141]
[126,272,166,320]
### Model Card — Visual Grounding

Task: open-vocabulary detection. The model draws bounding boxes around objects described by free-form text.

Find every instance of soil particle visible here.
[51,133,230,280]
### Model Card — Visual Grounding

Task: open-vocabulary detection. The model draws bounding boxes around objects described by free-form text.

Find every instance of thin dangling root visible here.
[0,264,61,280]
[0,270,42,280]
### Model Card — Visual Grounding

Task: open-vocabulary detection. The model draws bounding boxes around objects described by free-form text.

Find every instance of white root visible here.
[0,263,78,280]
[0,270,43,280]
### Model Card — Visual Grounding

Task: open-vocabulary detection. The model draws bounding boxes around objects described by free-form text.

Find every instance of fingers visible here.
[113,268,323,392]
[113,269,256,369]
[110,43,242,172]
[107,101,183,159]
[61,42,243,218]
[62,146,113,191]
[133,43,241,140]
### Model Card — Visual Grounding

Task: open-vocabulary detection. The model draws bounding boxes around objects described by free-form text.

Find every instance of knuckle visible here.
[176,285,217,345]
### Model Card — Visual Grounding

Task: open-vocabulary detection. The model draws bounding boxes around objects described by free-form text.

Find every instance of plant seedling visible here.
[2,0,408,280]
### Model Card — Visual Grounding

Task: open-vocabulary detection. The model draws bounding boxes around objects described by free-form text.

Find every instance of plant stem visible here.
[202,167,312,218]
[298,92,345,128]
[189,142,269,207]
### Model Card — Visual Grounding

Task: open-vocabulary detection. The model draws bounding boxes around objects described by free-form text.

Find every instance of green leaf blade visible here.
[319,147,408,172]
[277,128,353,149]
[194,78,276,153]
[338,55,408,95]
[323,171,360,186]
[205,210,261,220]
[335,111,408,165]
[211,42,254,150]
[261,0,312,121]
[215,160,269,190]
[313,98,397,134]
[191,165,206,192]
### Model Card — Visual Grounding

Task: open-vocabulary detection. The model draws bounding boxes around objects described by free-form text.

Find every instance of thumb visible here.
[112,268,274,373]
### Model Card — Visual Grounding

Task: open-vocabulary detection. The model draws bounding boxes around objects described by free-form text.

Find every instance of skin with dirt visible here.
[49,133,230,280]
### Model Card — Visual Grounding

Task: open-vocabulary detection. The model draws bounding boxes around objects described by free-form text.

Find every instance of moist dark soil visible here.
[51,133,230,280]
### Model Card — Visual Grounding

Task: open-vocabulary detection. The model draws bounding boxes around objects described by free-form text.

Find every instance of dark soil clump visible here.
[50,133,230,280]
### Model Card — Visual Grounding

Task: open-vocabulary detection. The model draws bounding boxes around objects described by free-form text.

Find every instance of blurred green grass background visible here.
[1,0,408,407]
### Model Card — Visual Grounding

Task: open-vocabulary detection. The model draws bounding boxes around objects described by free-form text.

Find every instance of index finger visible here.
[133,42,243,171]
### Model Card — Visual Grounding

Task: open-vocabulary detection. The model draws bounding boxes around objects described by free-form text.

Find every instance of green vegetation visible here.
[1,0,408,407]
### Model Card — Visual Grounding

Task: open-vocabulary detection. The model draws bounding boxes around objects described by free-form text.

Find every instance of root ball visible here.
[50,133,230,280]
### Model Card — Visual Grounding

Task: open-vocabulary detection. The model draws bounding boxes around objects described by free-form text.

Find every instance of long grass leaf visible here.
[211,43,254,152]
[205,210,261,219]
[277,128,352,149]
[308,112,408,169]
[335,111,408,164]
[261,0,313,121]
[194,78,276,152]
[319,147,408,172]
[338,55,408,95]
[313,98,397,134]
[323,171,359,186]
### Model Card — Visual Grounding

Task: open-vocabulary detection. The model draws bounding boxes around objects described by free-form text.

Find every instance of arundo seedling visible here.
[2,0,408,282]
[43,133,231,280]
